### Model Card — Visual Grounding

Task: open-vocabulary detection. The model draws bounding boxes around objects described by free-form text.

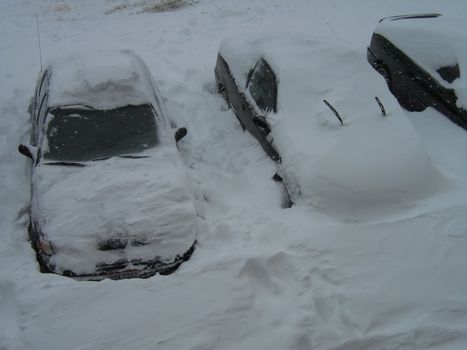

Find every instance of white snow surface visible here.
[1,1,467,349]
[48,49,158,110]
[221,33,449,221]
[32,137,197,275]
[375,15,467,109]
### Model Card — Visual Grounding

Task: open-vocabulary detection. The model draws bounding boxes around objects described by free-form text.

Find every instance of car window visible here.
[38,72,49,102]
[437,64,460,83]
[37,93,49,126]
[247,58,277,113]
[42,104,159,162]
[32,72,49,141]
[32,92,49,146]
[34,72,49,116]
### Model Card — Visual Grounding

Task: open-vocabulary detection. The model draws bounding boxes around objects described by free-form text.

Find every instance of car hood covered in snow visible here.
[375,15,467,109]
[220,33,448,221]
[31,141,197,275]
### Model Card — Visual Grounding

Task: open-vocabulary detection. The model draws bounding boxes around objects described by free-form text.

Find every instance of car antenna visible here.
[374,96,386,117]
[35,12,43,70]
[323,100,344,126]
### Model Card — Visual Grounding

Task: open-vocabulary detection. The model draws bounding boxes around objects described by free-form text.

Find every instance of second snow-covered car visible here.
[215,33,445,221]
[19,50,197,280]
[368,13,467,130]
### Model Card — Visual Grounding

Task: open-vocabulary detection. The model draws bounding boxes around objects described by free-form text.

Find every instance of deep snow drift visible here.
[1,0,467,349]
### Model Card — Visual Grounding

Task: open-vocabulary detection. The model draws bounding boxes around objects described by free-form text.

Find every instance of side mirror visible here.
[174,127,188,143]
[18,144,37,160]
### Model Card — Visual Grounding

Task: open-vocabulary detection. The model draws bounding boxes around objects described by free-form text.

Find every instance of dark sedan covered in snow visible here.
[215,33,445,221]
[19,50,196,280]
[368,13,467,130]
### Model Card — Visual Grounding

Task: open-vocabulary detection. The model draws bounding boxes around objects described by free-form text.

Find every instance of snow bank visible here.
[375,15,467,109]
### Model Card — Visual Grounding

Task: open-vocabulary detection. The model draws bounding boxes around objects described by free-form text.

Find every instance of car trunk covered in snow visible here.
[31,140,197,275]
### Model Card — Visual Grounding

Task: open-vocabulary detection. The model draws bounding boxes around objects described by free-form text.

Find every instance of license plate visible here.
[106,270,140,280]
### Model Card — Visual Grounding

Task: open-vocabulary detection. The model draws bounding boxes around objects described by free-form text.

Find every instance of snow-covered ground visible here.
[1,0,467,349]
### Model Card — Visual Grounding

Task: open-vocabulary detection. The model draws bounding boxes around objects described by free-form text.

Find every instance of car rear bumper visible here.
[39,240,196,281]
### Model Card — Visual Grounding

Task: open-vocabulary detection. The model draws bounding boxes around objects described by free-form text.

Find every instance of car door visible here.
[215,54,280,160]
[215,54,253,129]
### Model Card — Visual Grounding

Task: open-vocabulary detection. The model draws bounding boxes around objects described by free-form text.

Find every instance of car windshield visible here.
[43,104,159,162]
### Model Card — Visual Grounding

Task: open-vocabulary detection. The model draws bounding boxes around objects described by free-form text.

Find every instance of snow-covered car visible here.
[368,13,467,130]
[18,50,197,280]
[215,33,445,221]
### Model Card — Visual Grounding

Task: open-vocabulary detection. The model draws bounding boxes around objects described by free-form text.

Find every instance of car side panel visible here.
[369,34,428,107]
[214,54,280,161]
[369,33,467,129]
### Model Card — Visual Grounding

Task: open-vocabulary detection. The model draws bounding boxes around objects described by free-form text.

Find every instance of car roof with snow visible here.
[46,49,157,110]
[220,33,445,220]
[375,14,467,90]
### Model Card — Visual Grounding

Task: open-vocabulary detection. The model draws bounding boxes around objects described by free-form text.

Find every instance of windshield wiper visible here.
[92,154,150,162]
[92,156,111,161]
[54,104,98,111]
[44,161,86,167]
[118,155,150,159]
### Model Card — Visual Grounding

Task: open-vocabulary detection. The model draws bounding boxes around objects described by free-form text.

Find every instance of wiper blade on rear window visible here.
[92,154,150,162]
[44,161,86,167]
[92,156,111,161]
[118,155,150,159]
[55,104,98,111]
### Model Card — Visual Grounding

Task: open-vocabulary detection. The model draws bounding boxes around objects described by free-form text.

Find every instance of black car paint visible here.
[368,19,467,130]
[214,54,280,161]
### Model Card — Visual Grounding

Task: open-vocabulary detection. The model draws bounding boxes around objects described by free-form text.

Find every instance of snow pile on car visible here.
[47,49,156,110]
[221,33,448,221]
[32,137,197,275]
[375,15,467,109]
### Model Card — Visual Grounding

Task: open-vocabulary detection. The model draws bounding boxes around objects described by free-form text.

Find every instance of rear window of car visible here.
[43,104,158,162]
